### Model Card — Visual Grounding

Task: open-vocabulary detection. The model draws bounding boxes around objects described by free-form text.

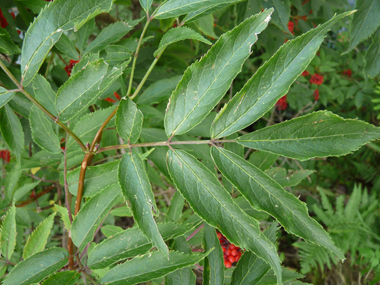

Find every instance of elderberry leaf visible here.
[0,205,16,260]
[32,74,57,116]
[203,223,224,285]
[0,27,21,55]
[0,87,15,108]
[100,250,212,285]
[67,160,119,197]
[84,19,141,55]
[164,9,273,137]
[116,98,143,143]
[364,28,380,78]
[0,104,25,161]
[139,0,153,12]
[137,75,182,105]
[13,181,41,203]
[3,248,68,285]
[261,0,291,32]
[346,0,380,53]
[167,149,282,284]
[211,11,353,139]
[41,271,80,285]
[54,33,79,60]
[88,221,200,269]
[29,105,61,154]
[154,27,211,57]
[21,0,114,86]
[23,213,56,259]
[264,167,314,188]
[71,184,123,251]
[237,111,380,161]
[56,59,108,122]
[118,151,168,256]
[211,147,344,261]
[155,0,244,19]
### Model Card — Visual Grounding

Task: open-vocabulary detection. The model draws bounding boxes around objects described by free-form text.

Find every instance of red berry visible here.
[235,254,241,262]
[343,69,352,77]
[313,89,319,101]
[288,21,294,34]
[224,261,232,268]
[229,244,236,250]
[309,73,324,85]
[228,256,236,263]
[275,95,288,110]
[104,97,116,103]
[64,59,79,76]
[217,232,222,239]
[113,92,121,100]
[231,249,238,256]
[226,249,231,256]
[301,70,310,76]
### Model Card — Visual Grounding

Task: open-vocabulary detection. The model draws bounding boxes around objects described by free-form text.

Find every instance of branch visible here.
[15,185,55,207]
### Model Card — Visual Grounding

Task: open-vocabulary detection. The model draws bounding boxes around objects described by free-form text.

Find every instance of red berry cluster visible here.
[309,73,324,85]
[0,9,9,29]
[0,150,10,163]
[64,59,80,77]
[275,95,288,111]
[216,232,242,268]
[343,69,352,77]
[288,21,295,34]
[313,89,319,101]
[104,92,121,103]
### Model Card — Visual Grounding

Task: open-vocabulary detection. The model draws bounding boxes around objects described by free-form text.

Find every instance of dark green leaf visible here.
[346,0,380,52]
[71,184,122,251]
[154,27,211,56]
[0,27,21,55]
[55,33,79,60]
[32,74,57,116]
[116,98,143,142]
[185,0,245,22]
[105,45,132,64]
[41,271,80,285]
[164,9,272,137]
[76,18,95,53]
[211,12,353,139]
[364,30,380,77]
[237,111,380,161]
[261,0,290,32]
[54,204,72,231]
[0,105,24,160]
[67,160,119,197]
[21,0,114,86]
[118,151,168,256]
[203,223,224,285]
[3,248,68,285]
[211,147,344,260]
[110,205,133,217]
[264,168,314,188]
[167,149,282,283]
[13,181,40,203]
[88,221,199,269]
[248,151,278,171]
[101,225,124,238]
[56,59,108,122]
[140,0,153,12]
[0,205,16,260]
[30,105,61,153]
[100,250,211,285]
[23,213,56,259]
[84,19,141,55]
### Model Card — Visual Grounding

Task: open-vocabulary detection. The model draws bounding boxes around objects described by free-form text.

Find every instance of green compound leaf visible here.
[20,0,114,86]
[0,205,16,260]
[261,0,291,32]
[154,26,211,56]
[0,87,15,109]
[167,149,282,284]
[140,0,153,12]
[67,160,119,197]
[0,105,24,161]
[100,250,212,285]
[237,111,380,161]
[88,221,199,269]
[164,9,273,137]
[32,74,57,116]
[56,59,108,122]
[0,27,21,55]
[211,11,353,139]
[71,185,122,251]
[23,213,57,259]
[3,248,68,285]
[203,223,224,285]
[84,19,141,55]
[41,271,80,285]
[155,0,244,19]
[118,151,168,256]
[116,98,143,143]
[346,0,380,53]
[211,147,344,261]
[30,105,61,154]
[137,76,182,105]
